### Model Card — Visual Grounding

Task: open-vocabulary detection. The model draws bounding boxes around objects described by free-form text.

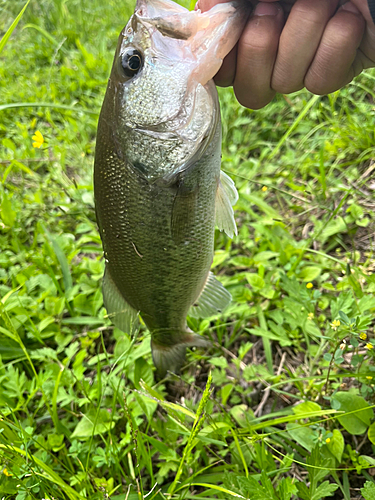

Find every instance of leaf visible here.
[286,422,317,452]
[361,455,375,467]
[338,310,350,325]
[212,250,230,268]
[221,383,234,405]
[298,266,322,282]
[247,326,292,346]
[306,445,330,487]
[326,429,344,463]
[293,401,321,415]
[276,477,298,500]
[358,295,375,313]
[319,217,346,242]
[71,409,115,438]
[61,316,106,325]
[0,0,30,54]
[139,393,196,419]
[331,391,373,435]
[296,481,311,500]
[368,422,375,445]
[312,481,338,500]
[0,193,16,227]
[246,273,265,290]
[253,251,279,263]
[230,405,252,428]
[209,356,228,368]
[361,481,375,500]
[240,193,281,219]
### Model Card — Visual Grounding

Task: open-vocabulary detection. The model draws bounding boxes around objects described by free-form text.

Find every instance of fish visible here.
[94,0,248,377]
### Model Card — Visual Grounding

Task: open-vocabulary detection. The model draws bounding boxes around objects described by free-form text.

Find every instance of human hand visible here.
[197,0,375,109]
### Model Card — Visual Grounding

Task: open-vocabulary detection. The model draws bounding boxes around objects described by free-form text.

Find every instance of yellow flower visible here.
[3,468,12,476]
[307,312,314,320]
[330,319,341,331]
[262,186,268,192]
[360,333,367,341]
[32,130,44,148]
[366,343,374,350]
[306,283,313,289]
[366,376,373,380]
[325,438,331,444]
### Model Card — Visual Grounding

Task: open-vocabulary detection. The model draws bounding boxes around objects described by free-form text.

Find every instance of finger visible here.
[233,2,284,109]
[214,46,237,87]
[352,0,375,68]
[305,3,366,94]
[272,0,339,94]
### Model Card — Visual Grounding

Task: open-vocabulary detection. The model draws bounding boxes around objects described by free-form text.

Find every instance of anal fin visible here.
[189,271,231,318]
[103,267,139,334]
[215,170,238,238]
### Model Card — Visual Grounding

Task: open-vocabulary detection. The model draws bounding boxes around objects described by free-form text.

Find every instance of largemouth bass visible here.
[94,0,247,377]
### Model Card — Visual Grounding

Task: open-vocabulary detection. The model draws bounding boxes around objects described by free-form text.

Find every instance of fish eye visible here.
[121,49,143,78]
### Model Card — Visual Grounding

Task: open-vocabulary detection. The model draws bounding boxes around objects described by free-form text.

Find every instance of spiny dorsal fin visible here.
[215,170,238,238]
[189,271,231,318]
[103,267,139,334]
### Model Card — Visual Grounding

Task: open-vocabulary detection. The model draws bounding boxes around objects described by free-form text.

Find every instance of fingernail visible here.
[253,2,281,16]
[340,2,360,14]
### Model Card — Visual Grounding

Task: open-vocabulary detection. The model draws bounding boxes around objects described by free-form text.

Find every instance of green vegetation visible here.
[1,1,375,499]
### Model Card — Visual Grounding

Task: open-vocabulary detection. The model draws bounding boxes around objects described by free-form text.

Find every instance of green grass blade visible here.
[0,102,99,115]
[258,307,273,375]
[268,94,320,160]
[188,483,245,498]
[0,445,86,500]
[43,226,73,292]
[0,0,30,55]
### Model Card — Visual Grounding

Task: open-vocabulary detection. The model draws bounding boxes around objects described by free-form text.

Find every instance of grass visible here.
[1,1,375,499]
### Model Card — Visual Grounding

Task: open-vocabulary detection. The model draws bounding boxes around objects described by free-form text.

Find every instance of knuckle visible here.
[291,0,334,24]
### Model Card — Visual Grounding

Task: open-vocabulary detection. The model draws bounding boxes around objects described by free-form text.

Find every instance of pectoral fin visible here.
[189,271,231,318]
[215,171,238,238]
[103,267,139,334]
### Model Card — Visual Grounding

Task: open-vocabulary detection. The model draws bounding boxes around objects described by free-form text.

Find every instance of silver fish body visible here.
[94,0,247,376]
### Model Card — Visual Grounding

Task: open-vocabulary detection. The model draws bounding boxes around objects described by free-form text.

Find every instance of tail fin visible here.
[151,333,210,378]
